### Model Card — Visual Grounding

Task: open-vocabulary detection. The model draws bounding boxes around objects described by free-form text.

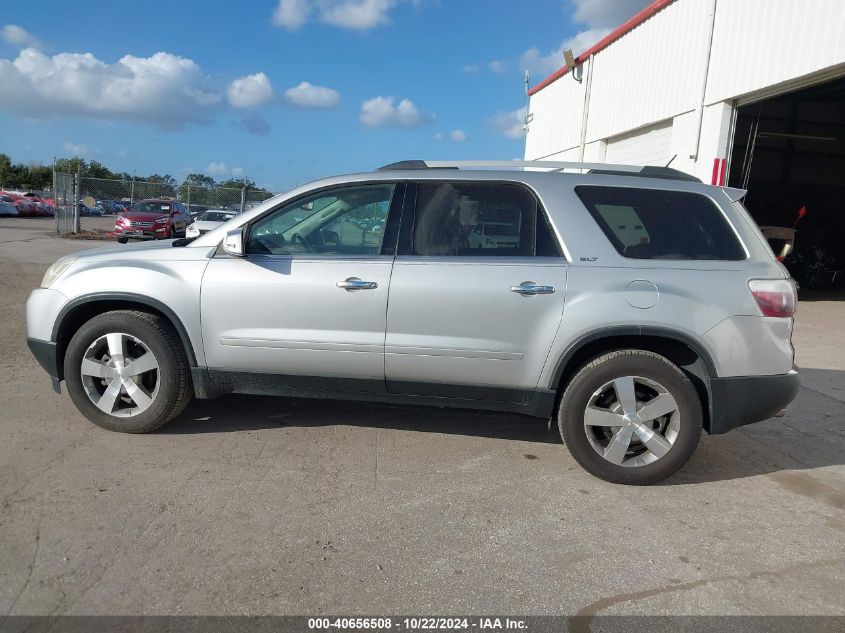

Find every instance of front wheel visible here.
[64,310,193,433]
[558,350,702,485]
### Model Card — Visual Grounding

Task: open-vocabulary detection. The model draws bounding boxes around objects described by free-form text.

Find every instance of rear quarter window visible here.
[575,186,746,261]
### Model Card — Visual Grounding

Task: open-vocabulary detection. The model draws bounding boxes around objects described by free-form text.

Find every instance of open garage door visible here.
[728,77,845,293]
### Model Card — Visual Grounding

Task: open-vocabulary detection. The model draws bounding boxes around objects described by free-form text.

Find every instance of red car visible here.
[114,199,191,243]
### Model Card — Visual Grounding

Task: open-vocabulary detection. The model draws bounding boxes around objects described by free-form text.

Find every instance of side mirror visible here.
[222,228,245,257]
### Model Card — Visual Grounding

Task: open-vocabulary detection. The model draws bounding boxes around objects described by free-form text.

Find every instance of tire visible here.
[63,310,193,433]
[117,237,128,244]
[558,350,702,485]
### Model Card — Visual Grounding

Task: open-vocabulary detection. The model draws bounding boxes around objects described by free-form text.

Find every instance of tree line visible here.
[0,154,272,203]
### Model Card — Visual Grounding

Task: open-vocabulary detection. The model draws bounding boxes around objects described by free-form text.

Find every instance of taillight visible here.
[749,279,796,318]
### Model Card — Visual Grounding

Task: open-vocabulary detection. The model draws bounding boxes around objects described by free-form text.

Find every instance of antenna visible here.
[564,49,583,83]
[522,69,532,132]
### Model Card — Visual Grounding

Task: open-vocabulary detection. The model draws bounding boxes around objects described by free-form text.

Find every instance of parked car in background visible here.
[0,196,19,216]
[20,192,54,216]
[78,202,104,217]
[468,221,521,249]
[185,209,237,238]
[1,192,39,216]
[114,199,191,243]
[98,200,127,215]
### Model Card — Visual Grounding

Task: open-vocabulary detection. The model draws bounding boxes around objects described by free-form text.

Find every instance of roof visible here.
[528,0,676,96]
[376,160,701,183]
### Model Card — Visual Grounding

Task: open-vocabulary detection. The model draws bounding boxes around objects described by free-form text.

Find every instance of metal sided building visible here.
[524,0,845,238]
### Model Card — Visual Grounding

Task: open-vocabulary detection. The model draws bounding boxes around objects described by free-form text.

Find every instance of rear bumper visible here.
[708,369,800,434]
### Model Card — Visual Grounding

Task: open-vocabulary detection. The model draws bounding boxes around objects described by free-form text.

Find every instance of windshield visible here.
[130,201,171,214]
[199,211,236,222]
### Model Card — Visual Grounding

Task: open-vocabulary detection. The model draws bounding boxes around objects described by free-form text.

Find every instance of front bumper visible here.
[114,225,170,239]
[27,337,61,392]
[708,369,800,434]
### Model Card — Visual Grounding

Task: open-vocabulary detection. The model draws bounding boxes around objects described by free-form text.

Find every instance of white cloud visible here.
[434,129,467,142]
[207,161,229,177]
[231,167,245,178]
[1,25,39,48]
[520,28,609,75]
[272,0,311,29]
[272,0,396,31]
[321,0,395,29]
[359,96,431,128]
[520,0,651,76]
[284,81,340,108]
[490,107,527,140]
[461,64,480,73]
[62,142,88,156]
[571,0,652,30]
[488,59,507,74]
[227,72,274,108]
[0,48,221,129]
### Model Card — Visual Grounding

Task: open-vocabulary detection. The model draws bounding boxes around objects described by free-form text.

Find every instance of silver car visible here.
[26,160,799,484]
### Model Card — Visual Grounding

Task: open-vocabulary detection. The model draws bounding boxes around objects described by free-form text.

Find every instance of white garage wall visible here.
[605,120,673,165]
[705,0,845,105]
[584,0,709,143]
[525,0,845,177]
[523,69,586,160]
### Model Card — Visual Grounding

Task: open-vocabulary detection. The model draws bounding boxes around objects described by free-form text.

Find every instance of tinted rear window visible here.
[575,186,745,261]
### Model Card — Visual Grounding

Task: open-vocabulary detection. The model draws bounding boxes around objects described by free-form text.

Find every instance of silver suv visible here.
[26,160,800,485]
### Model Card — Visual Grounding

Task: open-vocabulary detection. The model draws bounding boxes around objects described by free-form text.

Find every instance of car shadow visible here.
[163,393,562,444]
[162,368,845,484]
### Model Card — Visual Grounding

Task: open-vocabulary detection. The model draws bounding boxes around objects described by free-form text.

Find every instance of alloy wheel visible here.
[80,332,160,417]
[583,375,680,468]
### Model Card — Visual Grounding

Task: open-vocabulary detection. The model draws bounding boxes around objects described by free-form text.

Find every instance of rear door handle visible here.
[337,277,378,291]
[511,281,555,295]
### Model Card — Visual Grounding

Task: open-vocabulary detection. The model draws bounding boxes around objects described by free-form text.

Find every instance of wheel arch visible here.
[549,327,717,432]
[52,292,198,380]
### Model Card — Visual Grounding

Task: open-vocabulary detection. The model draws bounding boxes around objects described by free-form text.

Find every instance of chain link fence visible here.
[54,169,277,235]
[53,171,77,234]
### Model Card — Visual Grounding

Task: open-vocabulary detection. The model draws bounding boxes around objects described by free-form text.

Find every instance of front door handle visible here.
[511,281,555,296]
[337,277,378,291]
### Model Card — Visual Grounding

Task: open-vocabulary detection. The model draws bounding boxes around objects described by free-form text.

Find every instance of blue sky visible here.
[0,0,650,191]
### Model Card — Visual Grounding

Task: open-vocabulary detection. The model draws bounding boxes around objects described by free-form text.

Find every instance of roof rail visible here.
[376,160,702,183]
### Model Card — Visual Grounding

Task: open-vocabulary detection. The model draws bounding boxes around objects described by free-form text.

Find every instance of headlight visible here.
[41,256,77,288]
[154,216,170,224]
[186,224,199,237]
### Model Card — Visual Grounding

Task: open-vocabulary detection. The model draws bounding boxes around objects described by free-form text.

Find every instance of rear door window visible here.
[409,182,562,257]
[575,186,745,260]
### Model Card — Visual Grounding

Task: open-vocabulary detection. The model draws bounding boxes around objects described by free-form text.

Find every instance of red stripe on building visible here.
[528,0,677,96]
[719,157,728,186]
[711,158,720,185]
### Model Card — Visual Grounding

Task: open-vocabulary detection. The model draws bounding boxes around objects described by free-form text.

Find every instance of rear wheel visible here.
[558,350,702,485]
[64,310,192,433]
[117,237,128,244]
